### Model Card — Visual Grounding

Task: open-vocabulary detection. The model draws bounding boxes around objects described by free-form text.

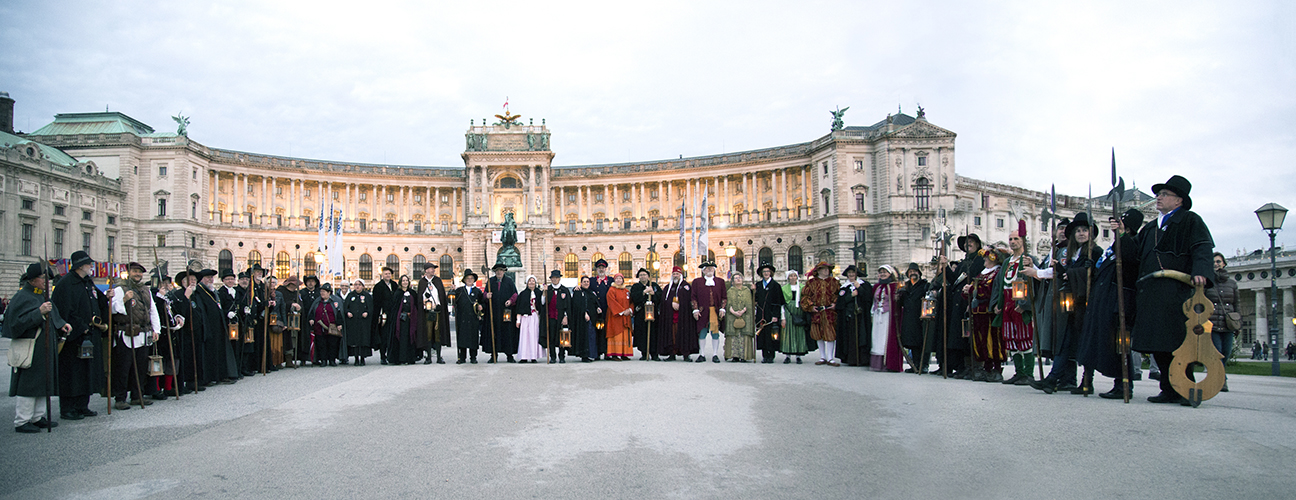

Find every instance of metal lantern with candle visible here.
[644,296,655,322]
[287,310,301,331]
[560,325,572,348]
[502,308,513,323]
[227,323,239,341]
[921,290,938,319]
[148,353,165,377]
[1059,289,1074,313]
[1011,276,1029,301]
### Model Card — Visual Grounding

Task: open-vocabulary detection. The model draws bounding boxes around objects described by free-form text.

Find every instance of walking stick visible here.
[106,272,117,415]
[1042,186,1057,382]
[187,283,198,393]
[261,270,271,375]
[39,238,55,432]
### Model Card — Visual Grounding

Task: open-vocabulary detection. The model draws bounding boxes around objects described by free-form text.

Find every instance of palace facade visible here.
[4,93,1146,290]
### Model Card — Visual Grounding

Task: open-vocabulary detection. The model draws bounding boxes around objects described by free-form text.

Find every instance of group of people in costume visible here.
[4,175,1220,433]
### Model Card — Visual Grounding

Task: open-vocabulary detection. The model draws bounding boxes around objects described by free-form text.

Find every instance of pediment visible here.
[890,120,956,139]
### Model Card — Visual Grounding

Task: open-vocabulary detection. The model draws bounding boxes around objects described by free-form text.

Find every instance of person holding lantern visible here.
[571,276,601,362]
[1077,209,1144,399]
[343,279,374,366]
[1031,212,1102,394]
[483,263,518,363]
[779,270,810,364]
[753,264,786,364]
[590,259,613,359]
[630,269,661,361]
[453,270,485,364]
[654,266,696,361]
[964,249,1009,382]
[51,250,109,419]
[992,221,1038,385]
[898,263,933,373]
[541,270,572,363]
[416,262,451,365]
[307,284,342,366]
[869,265,904,372]
[109,262,162,409]
[836,264,872,367]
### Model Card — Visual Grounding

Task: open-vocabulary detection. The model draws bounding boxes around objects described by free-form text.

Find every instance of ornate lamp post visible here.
[1255,202,1287,377]
[725,245,737,279]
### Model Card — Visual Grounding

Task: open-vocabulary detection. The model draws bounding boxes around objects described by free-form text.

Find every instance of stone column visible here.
[1284,287,1294,346]
[1256,289,1269,346]
[208,170,217,222]
[802,166,810,219]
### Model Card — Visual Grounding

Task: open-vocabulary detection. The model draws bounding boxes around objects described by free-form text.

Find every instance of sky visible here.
[2,0,1293,254]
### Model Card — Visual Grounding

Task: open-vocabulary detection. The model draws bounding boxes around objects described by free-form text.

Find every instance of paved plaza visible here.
[2,338,1294,499]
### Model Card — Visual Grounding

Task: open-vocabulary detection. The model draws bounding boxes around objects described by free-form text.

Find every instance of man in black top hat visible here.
[629,268,661,360]
[753,263,786,364]
[453,269,484,364]
[6,262,69,432]
[416,262,450,364]
[1133,175,1214,405]
[590,258,612,359]
[483,263,517,363]
[541,269,573,363]
[370,267,398,365]
[51,250,110,419]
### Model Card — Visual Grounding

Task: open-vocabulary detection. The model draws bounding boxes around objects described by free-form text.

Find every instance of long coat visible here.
[1077,234,1140,378]
[5,284,67,397]
[690,276,727,334]
[417,276,451,349]
[629,281,661,354]
[370,279,399,350]
[654,281,696,357]
[752,278,786,354]
[898,278,931,349]
[343,291,374,348]
[569,286,601,359]
[453,285,485,349]
[1132,210,1214,353]
[482,276,518,355]
[196,286,236,382]
[836,278,873,365]
[540,284,572,350]
[51,271,107,398]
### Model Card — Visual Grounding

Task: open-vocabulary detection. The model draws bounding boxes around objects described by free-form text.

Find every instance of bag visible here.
[790,309,808,326]
[7,333,38,369]
[732,318,746,329]
[1225,311,1242,332]
[326,324,342,337]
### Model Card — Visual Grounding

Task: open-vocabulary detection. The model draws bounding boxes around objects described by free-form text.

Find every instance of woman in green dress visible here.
[780,270,809,363]
[725,273,755,362]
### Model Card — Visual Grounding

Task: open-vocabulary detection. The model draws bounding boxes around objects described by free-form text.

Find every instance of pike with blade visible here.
[1107,149,1132,403]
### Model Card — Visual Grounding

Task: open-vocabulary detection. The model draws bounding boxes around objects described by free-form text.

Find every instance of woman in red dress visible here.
[605,275,633,360]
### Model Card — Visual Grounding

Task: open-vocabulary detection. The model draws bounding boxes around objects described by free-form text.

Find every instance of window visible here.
[386,193,395,202]
[386,220,395,232]
[441,194,449,204]
[563,253,579,278]
[272,253,290,281]
[855,193,865,213]
[787,246,803,274]
[83,210,92,221]
[21,199,34,210]
[247,184,254,193]
[758,247,773,267]
[192,201,198,219]
[359,220,367,232]
[85,232,96,252]
[21,223,33,256]
[650,189,658,200]
[922,227,930,240]
[499,177,519,189]
[822,161,829,175]
[567,221,576,232]
[386,254,400,276]
[622,191,631,202]
[248,250,262,269]
[595,193,604,202]
[305,252,316,273]
[107,215,115,225]
[414,222,422,233]
[974,216,982,226]
[674,251,686,268]
[158,165,168,177]
[107,236,115,262]
[981,194,989,209]
[568,193,576,203]
[156,234,165,247]
[332,191,339,200]
[193,167,198,180]
[647,251,660,279]
[439,255,454,280]
[917,156,927,167]
[996,219,1004,228]
[359,254,373,280]
[412,254,426,272]
[855,229,866,243]
[623,219,632,230]
[157,198,167,217]
[914,177,931,211]
[652,218,659,229]
[1103,229,1110,238]
[619,252,633,276]
[591,252,604,268]
[595,219,604,231]
[54,228,64,256]
[276,187,283,196]
[732,249,744,277]
[854,160,863,171]
[359,193,367,201]
[304,190,311,199]
[414,194,422,203]
[191,237,196,248]
[822,192,831,215]
[218,250,234,275]
[54,205,65,216]
[440,222,448,232]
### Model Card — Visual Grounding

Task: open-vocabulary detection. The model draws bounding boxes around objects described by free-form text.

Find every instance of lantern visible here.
[228,323,239,341]
[921,291,937,319]
[424,300,434,311]
[502,309,513,322]
[147,354,165,376]
[268,312,277,326]
[595,319,606,331]
[287,311,301,331]
[961,318,972,338]
[78,339,94,359]
[243,327,256,343]
[1011,276,1029,301]
[560,325,572,348]
[1060,289,1074,313]
[644,296,656,322]
[448,290,457,302]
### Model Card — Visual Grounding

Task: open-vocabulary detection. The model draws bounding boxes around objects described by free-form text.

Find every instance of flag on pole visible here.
[331,211,344,277]
[698,190,709,260]
[678,203,686,263]
[503,96,509,110]
[316,198,326,253]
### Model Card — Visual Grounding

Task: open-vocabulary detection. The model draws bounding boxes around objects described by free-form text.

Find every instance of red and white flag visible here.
[503,97,509,110]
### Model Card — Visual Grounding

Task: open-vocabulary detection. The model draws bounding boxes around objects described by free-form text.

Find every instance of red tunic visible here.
[800,276,839,342]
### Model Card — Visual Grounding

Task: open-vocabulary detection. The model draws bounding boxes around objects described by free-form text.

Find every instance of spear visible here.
[1109,149,1131,403]
[153,247,180,399]
[1043,184,1056,382]
[41,234,55,432]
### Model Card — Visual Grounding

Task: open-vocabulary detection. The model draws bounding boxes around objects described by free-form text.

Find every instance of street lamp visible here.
[725,245,737,280]
[1255,202,1287,377]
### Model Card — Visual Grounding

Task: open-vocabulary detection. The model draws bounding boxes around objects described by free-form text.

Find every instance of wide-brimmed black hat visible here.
[757,263,776,276]
[174,270,192,283]
[127,262,147,273]
[842,264,861,276]
[247,263,264,274]
[1066,212,1099,240]
[550,269,563,279]
[594,259,609,268]
[303,275,319,285]
[957,233,982,252]
[698,261,717,269]
[319,283,332,292]
[906,262,922,277]
[220,269,235,279]
[70,250,94,270]
[237,271,249,279]
[20,262,48,282]
[491,262,508,271]
[198,269,219,279]
[1121,208,1145,233]
[635,268,650,277]
[462,269,479,281]
[1151,175,1193,210]
[423,262,438,270]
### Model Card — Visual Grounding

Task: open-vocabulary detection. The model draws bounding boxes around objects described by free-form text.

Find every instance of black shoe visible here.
[15,423,39,433]
[1148,371,1161,381]
[182,387,196,394]
[241,370,256,377]
[457,359,466,364]
[507,356,516,363]
[1055,383,1078,393]
[470,358,478,364]
[987,372,1004,383]
[77,408,98,417]
[1099,386,1126,399]
[559,357,566,364]
[1148,391,1187,404]
[60,412,84,421]
[581,357,592,363]
[32,418,58,429]
[640,355,648,361]
[1030,379,1057,394]
[152,392,168,401]
[196,385,207,391]
[796,357,803,364]
[972,371,988,382]
[695,356,706,363]
[650,355,660,361]
[1014,376,1034,386]
[339,359,349,365]
[1070,384,1093,396]
[666,355,676,361]
[423,357,433,365]
[437,357,445,364]
[784,357,792,364]
[1002,374,1021,385]
[713,355,721,363]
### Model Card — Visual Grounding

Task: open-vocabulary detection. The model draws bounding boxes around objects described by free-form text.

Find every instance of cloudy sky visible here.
[3,0,1293,254]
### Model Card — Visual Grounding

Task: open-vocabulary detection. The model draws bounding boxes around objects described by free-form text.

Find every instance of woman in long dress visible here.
[780,270,809,364]
[870,265,904,372]
[390,275,421,365]
[308,284,340,367]
[800,262,840,366]
[725,273,755,362]
[513,276,543,363]
[343,279,373,366]
[605,275,634,360]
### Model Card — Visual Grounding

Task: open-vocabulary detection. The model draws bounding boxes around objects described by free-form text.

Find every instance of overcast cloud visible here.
[2,0,1292,254]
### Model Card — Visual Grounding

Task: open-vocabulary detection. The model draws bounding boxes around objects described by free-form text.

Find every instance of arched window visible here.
[758,247,773,267]
[732,248,745,277]
[646,250,660,280]
[218,249,234,276]
[358,254,373,280]
[439,254,454,280]
[497,176,519,189]
[412,254,426,273]
[674,251,686,268]
[816,249,836,267]
[564,253,579,278]
[274,251,290,279]
[247,250,262,271]
[304,252,317,276]
[787,245,804,274]
[591,252,604,269]
[618,252,633,277]
[914,177,932,211]
[386,254,401,277]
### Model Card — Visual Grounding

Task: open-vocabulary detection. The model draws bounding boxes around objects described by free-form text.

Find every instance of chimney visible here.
[0,92,13,134]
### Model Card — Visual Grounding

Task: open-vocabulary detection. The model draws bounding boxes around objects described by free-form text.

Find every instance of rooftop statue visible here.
[172,112,190,136]
[830,106,849,131]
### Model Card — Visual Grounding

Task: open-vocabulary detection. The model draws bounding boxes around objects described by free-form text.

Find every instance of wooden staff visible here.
[151,248,179,399]
[106,271,116,415]
[39,238,55,432]
[261,264,271,375]
[1109,152,1132,403]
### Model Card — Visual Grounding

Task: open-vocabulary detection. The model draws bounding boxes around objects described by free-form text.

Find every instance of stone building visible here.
[2,94,1150,290]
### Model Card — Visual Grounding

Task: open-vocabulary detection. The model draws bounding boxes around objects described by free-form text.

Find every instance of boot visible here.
[1099,380,1126,399]
[1071,370,1094,396]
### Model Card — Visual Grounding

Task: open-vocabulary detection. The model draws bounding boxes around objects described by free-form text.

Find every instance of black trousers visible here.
[457,347,478,361]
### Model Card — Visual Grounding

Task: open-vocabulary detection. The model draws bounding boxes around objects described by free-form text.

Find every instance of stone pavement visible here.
[1,339,1294,499]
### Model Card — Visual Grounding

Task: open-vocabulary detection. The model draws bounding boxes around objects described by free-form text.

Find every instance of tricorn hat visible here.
[70,250,95,270]
[698,261,717,269]
[491,262,508,271]
[1151,175,1193,210]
